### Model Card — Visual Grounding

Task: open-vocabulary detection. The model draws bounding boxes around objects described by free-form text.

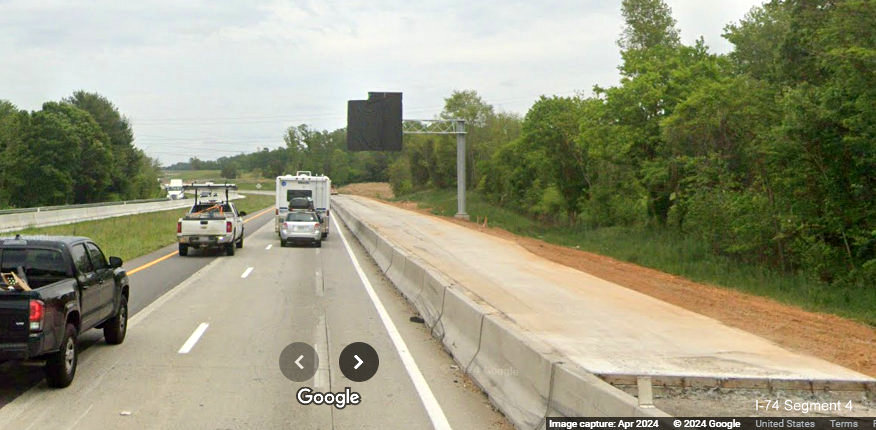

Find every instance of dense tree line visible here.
[391,0,876,289]
[0,91,162,207]
[151,0,874,289]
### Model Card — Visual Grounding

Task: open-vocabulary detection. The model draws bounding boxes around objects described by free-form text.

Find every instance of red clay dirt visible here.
[338,183,875,377]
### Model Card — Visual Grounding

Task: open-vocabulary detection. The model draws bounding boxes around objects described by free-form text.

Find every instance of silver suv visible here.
[279,211,322,247]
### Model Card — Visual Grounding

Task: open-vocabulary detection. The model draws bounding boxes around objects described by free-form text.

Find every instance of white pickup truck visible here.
[176,184,246,256]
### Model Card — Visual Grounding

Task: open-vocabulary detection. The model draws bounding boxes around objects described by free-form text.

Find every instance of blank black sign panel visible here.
[347,92,402,151]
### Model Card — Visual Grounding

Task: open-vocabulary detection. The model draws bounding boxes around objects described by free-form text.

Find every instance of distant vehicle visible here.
[177,184,245,256]
[0,235,129,388]
[276,171,331,239]
[165,179,185,200]
[279,211,323,247]
[330,186,338,195]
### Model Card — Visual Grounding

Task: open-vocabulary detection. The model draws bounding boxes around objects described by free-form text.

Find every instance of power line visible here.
[129,91,577,126]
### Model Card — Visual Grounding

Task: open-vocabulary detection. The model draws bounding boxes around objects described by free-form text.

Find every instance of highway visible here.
[0,207,510,429]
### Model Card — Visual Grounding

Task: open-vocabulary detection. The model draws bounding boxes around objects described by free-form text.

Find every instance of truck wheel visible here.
[46,324,78,388]
[315,239,322,248]
[179,244,188,257]
[104,295,128,345]
[236,235,243,249]
[322,231,328,239]
[226,243,235,256]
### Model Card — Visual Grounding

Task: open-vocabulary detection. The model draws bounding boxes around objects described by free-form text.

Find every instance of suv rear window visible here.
[286,212,318,222]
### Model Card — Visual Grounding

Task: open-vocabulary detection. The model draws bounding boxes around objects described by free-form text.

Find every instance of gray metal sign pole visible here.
[402,119,469,220]
[454,120,467,218]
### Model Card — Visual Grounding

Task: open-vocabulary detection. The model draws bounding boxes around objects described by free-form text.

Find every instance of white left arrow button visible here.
[295,355,305,370]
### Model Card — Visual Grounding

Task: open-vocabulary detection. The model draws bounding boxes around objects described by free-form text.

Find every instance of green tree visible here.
[0,101,27,206]
[723,1,790,81]
[3,102,111,206]
[220,161,239,179]
[65,91,156,199]
[441,90,498,188]
[520,96,590,222]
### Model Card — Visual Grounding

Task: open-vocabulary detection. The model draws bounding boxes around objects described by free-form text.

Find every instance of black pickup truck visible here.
[0,236,129,388]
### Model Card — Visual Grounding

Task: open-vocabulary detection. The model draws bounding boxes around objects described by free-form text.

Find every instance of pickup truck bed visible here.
[0,280,76,360]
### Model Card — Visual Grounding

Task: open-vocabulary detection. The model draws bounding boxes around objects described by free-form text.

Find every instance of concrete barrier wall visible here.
[0,194,245,234]
[469,314,556,429]
[440,286,493,369]
[386,248,407,289]
[395,252,424,305]
[420,268,449,337]
[332,196,669,428]
[0,199,192,233]
[373,237,394,271]
[546,362,665,420]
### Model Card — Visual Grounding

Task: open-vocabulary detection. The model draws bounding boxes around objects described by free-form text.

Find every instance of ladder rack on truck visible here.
[183,183,237,205]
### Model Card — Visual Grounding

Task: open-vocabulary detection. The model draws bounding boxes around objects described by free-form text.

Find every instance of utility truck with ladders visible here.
[177,183,246,256]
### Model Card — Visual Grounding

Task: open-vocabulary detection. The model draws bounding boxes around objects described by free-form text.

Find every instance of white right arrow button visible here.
[353,354,364,370]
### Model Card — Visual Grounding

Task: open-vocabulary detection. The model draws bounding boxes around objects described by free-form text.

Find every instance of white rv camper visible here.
[275,171,331,238]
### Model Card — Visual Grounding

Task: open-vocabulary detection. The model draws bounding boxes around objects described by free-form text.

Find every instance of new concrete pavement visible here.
[0,207,509,429]
[334,195,873,384]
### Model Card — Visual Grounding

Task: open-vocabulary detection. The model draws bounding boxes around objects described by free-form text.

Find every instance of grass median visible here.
[11,194,275,262]
[394,188,876,325]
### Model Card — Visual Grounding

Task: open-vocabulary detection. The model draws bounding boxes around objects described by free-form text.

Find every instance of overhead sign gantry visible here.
[346,92,468,219]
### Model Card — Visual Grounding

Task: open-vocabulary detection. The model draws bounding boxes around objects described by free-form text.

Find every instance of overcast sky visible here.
[0,0,763,165]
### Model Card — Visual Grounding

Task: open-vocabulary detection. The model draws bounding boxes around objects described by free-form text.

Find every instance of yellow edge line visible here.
[244,206,275,224]
[126,205,274,276]
[127,250,177,275]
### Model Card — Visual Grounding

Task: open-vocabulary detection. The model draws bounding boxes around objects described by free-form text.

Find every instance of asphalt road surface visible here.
[0,207,509,429]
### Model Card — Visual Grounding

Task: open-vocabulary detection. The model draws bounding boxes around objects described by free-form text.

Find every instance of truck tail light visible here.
[177,221,182,233]
[283,222,290,230]
[29,299,44,331]
[226,221,232,233]
[275,208,279,215]
[314,223,320,230]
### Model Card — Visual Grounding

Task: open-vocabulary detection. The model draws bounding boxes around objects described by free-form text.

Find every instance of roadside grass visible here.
[232,194,276,214]
[10,194,275,263]
[161,169,221,182]
[395,189,876,325]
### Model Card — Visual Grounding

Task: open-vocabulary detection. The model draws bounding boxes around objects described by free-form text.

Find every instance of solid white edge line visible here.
[336,220,453,430]
[241,267,254,278]
[178,323,210,354]
[265,244,273,250]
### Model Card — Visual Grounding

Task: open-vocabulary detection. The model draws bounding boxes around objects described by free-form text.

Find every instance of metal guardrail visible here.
[0,198,171,215]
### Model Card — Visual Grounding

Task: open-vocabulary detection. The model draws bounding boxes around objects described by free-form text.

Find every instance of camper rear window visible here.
[287,190,312,201]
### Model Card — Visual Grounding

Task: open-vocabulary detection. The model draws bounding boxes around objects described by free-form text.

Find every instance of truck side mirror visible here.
[239,211,247,216]
[109,256,123,268]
